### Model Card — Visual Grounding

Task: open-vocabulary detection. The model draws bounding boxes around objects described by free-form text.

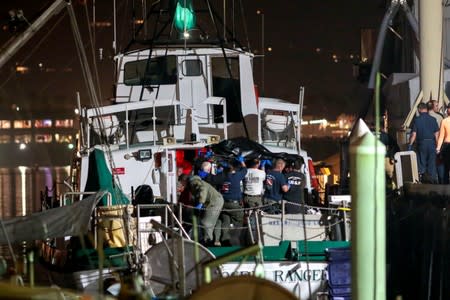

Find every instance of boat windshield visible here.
[124,55,177,86]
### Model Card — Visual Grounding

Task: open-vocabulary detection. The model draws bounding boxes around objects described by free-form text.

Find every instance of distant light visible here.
[334,59,339,63]
[332,54,337,59]
[315,48,321,53]
[68,143,74,150]
[38,62,43,68]
[134,19,144,25]
[74,108,80,114]
[94,21,112,27]
[267,47,272,52]
[16,66,29,74]
[183,31,190,39]
[349,54,354,59]
[19,143,26,150]
[16,106,20,111]
[309,119,328,125]
[256,10,262,15]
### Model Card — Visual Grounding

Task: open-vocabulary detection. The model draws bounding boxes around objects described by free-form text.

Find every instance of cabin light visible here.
[16,66,29,74]
[174,0,196,32]
[19,143,26,150]
[137,149,152,161]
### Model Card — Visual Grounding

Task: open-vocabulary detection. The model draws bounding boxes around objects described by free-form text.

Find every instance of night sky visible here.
[0,0,386,119]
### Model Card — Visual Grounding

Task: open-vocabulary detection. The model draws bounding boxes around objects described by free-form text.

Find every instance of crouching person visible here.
[189,175,224,246]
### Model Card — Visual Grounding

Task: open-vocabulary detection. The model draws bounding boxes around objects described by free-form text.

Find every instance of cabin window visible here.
[54,134,73,143]
[0,135,10,143]
[211,57,242,123]
[124,56,177,86]
[14,134,32,143]
[0,120,11,129]
[35,134,53,143]
[34,119,52,128]
[13,120,31,129]
[181,59,202,76]
[55,119,73,128]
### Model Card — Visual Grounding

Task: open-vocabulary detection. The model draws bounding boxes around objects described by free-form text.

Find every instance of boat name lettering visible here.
[221,268,326,282]
[267,220,320,226]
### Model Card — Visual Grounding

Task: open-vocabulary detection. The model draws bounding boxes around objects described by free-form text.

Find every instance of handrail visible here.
[62,191,111,206]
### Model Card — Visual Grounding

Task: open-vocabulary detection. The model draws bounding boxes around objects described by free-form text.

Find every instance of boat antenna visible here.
[82,1,102,101]
[204,0,250,138]
[113,0,117,54]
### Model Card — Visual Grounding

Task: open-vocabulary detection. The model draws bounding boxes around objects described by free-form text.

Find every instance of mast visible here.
[419,0,444,105]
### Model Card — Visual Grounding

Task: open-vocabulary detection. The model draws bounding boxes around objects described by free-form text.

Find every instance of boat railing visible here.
[135,203,190,254]
[61,191,112,206]
[84,96,228,148]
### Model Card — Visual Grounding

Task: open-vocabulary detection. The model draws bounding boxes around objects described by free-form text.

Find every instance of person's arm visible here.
[437,119,445,153]
[408,131,416,149]
[280,174,289,193]
[197,183,208,204]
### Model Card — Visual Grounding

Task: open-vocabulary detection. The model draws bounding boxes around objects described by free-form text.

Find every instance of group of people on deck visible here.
[176,153,306,247]
[409,100,450,183]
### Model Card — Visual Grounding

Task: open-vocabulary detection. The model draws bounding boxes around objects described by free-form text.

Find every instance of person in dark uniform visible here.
[263,158,289,213]
[408,102,440,182]
[218,157,247,246]
[283,159,306,214]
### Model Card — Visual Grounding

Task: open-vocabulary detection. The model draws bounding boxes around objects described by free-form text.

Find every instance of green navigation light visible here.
[174,0,196,32]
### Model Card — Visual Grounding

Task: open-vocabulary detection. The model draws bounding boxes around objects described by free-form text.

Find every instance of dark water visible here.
[0,166,70,219]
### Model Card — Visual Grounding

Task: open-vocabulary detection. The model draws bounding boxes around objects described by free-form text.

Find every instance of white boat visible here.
[0,1,350,299]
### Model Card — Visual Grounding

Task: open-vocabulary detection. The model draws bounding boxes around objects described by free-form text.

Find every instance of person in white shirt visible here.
[243,158,266,208]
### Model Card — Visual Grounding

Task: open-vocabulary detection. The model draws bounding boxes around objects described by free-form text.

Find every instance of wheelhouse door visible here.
[177,55,209,124]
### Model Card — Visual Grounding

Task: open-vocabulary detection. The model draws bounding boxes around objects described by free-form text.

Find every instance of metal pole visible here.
[298,86,304,150]
[113,0,117,54]
[350,121,386,300]
[261,13,265,96]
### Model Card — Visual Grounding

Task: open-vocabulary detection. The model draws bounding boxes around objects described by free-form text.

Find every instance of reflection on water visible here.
[0,166,71,218]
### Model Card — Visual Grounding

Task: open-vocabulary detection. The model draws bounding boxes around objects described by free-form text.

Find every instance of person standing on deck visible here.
[218,157,247,246]
[408,102,440,183]
[243,158,266,208]
[263,158,289,213]
[188,175,224,246]
[282,159,306,214]
[436,104,450,184]
[428,100,445,183]
[428,100,444,125]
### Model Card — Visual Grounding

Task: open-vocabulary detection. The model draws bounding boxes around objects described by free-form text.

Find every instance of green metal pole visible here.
[350,125,386,300]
